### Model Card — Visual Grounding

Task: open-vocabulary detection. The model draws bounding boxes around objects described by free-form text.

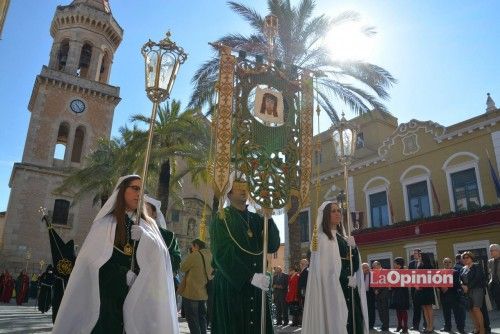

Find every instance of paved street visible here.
[0,301,499,333]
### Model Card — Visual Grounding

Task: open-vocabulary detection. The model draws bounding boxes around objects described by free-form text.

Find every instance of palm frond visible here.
[217,33,267,53]
[328,61,397,99]
[361,25,377,37]
[228,1,264,31]
[190,0,396,122]
[330,10,360,26]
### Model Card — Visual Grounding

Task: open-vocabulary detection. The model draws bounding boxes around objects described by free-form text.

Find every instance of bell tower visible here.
[0,0,123,271]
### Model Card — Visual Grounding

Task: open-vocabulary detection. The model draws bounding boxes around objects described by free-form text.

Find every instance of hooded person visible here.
[15,269,30,305]
[209,171,281,334]
[302,201,369,334]
[52,175,179,334]
[144,194,181,274]
[38,264,56,314]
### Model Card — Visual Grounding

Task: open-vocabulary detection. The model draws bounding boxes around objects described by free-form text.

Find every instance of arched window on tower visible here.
[57,39,70,71]
[54,122,70,161]
[99,51,110,83]
[78,43,93,78]
[52,199,70,225]
[71,126,85,163]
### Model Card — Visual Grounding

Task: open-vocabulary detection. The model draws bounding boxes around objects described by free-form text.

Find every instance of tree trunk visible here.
[205,195,220,240]
[157,159,171,217]
[287,194,302,269]
[211,195,219,218]
[100,194,109,208]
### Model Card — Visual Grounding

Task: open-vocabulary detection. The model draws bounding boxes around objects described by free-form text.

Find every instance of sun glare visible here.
[325,21,376,62]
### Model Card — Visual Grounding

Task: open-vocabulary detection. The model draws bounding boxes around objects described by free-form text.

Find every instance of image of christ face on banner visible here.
[260,92,278,117]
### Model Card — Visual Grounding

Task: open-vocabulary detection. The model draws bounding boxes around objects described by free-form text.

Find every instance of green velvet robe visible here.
[210,206,280,334]
[91,247,131,334]
[92,216,138,334]
[159,227,181,273]
[337,232,364,334]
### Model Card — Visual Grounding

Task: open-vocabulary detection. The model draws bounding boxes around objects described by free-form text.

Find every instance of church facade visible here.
[0,0,123,272]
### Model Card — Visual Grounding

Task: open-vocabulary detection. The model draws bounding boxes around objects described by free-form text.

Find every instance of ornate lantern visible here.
[141,32,187,103]
[331,112,358,164]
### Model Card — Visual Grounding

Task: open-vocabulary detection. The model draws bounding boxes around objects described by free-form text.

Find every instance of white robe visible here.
[52,215,179,334]
[302,231,369,334]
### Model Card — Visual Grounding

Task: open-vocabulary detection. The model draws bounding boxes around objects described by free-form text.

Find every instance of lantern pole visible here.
[130,32,187,272]
[331,112,358,333]
[258,14,279,333]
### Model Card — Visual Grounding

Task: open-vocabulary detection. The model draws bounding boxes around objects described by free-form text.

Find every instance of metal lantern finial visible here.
[331,112,359,334]
[141,32,188,103]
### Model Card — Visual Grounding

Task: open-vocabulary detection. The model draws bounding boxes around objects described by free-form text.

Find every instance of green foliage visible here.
[56,100,210,210]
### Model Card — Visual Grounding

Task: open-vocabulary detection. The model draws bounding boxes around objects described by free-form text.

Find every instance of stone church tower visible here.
[0,0,122,272]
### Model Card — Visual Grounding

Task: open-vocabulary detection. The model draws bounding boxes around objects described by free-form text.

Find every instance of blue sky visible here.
[1,1,499,240]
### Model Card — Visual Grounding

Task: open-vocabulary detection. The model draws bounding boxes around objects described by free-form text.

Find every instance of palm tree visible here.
[169,117,218,212]
[57,100,209,218]
[54,126,146,206]
[190,0,396,121]
[189,0,396,267]
[131,100,207,212]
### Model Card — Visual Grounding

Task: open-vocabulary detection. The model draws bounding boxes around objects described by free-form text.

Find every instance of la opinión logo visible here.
[370,269,454,288]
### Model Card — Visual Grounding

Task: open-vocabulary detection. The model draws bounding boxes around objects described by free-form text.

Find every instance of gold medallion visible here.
[247,229,253,238]
[123,243,133,256]
[56,258,73,276]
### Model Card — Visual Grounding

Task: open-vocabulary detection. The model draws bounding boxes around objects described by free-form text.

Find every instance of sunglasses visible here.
[127,185,141,192]
[331,209,342,213]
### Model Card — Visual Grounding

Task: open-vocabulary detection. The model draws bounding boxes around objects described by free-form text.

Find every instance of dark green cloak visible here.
[159,227,181,273]
[337,232,364,334]
[210,206,280,334]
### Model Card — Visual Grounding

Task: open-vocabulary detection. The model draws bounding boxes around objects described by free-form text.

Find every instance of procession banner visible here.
[370,269,454,288]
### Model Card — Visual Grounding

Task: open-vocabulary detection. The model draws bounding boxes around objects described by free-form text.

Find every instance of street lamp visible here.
[332,112,358,166]
[142,31,187,103]
[130,32,187,268]
[331,113,358,233]
[331,112,358,332]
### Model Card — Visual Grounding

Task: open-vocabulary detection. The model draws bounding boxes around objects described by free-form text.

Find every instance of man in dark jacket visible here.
[488,244,500,309]
[272,266,289,326]
[408,248,426,331]
[440,257,465,333]
[362,262,376,329]
[372,261,390,331]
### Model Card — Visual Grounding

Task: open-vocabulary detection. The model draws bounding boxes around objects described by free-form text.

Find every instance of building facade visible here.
[0,0,122,272]
[290,95,500,270]
[166,158,214,258]
[270,243,286,271]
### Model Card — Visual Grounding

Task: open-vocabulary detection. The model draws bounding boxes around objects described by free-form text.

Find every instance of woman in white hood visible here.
[52,175,179,334]
[302,201,368,334]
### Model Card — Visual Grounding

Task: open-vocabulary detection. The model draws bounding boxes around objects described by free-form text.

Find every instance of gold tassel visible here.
[311,89,322,252]
[218,205,226,220]
[311,218,319,251]
[199,216,207,242]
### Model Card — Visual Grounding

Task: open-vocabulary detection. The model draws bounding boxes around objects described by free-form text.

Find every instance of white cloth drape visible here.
[301,201,369,334]
[52,175,178,334]
[144,194,167,229]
